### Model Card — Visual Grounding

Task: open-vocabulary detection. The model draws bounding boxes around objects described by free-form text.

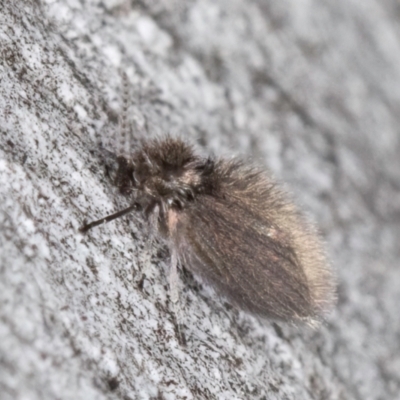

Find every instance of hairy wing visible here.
[172,195,315,321]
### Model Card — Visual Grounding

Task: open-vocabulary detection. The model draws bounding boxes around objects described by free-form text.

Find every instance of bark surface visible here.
[1,1,400,399]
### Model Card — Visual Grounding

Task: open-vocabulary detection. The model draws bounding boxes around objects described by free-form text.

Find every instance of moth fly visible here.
[80,135,336,323]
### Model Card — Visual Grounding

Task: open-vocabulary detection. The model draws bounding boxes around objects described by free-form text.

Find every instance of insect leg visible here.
[168,248,185,344]
[136,201,160,290]
[169,249,180,310]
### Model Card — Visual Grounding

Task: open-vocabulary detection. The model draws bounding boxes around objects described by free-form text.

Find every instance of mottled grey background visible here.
[1,1,400,399]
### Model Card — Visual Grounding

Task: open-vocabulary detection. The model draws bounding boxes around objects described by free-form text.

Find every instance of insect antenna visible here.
[118,69,132,157]
[79,203,140,233]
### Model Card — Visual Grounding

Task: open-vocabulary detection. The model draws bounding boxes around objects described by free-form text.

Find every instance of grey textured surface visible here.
[1,0,400,399]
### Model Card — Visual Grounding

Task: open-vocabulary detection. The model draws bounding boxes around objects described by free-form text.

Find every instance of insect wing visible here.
[172,195,314,321]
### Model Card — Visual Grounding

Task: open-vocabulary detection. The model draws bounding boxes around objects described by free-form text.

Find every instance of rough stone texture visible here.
[1,0,400,399]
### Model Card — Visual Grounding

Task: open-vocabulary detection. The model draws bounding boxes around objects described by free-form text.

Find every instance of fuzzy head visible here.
[114,137,215,212]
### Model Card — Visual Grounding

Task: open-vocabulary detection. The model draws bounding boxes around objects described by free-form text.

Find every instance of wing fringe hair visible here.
[172,159,336,322]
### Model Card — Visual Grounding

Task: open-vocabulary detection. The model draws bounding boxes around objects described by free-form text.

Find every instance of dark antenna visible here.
[80,203,139,233]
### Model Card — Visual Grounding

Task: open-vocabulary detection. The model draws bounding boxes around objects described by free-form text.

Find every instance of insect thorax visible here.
[113,137,215,212]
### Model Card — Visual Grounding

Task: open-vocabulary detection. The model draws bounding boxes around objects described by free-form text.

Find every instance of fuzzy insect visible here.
[81,136,336,323]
